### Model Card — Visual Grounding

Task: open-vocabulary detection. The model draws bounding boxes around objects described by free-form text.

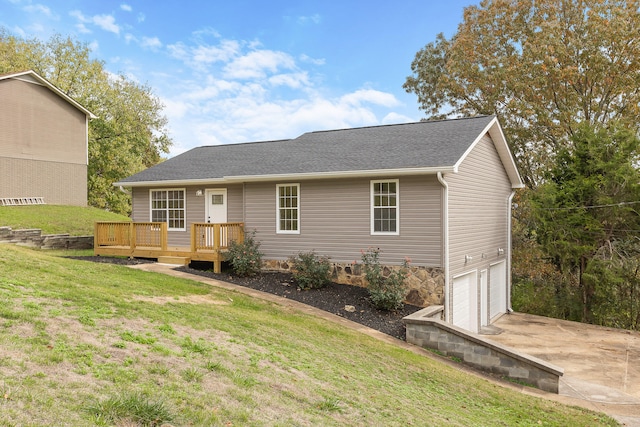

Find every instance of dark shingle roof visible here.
[117,115,497,184]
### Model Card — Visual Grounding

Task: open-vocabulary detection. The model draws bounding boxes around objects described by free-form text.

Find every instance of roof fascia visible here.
[452,117,525,189]
[1,70,97,119]
[114,166,457,188]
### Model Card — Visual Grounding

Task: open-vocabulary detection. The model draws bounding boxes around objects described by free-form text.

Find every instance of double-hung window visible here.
[151,189,185,230]
[276,183,299,234]
[371,180,399,235]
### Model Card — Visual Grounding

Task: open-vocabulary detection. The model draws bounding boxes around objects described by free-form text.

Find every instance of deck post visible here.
[160,223,168,251]
[213,224,222,273]
[130,222,136,256]
[190,224,196,253]
[94,222,99,251]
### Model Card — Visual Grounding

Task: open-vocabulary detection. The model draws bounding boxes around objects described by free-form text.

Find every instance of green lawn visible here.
[0,205,129,235]
[0,244,618,426]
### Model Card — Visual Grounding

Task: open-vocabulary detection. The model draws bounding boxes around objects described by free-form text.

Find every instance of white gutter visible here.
[507,190,516,312]
[437,171,450,323]
[113,166,457,188]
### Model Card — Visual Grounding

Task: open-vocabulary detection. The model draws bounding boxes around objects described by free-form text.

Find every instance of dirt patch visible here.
[132,294,231,305]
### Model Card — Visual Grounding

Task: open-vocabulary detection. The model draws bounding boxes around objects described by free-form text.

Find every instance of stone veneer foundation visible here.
[262,259,445,307]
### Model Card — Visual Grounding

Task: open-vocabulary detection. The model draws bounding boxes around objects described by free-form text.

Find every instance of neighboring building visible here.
[0,70,95,206]
[115,115,524,333]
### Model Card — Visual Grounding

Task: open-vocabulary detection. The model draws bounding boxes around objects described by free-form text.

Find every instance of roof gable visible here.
[117,115,523,188]
[0,70,96,119]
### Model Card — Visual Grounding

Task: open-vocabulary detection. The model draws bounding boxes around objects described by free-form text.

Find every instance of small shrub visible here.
[227,230,263,277]
[361,247,409,311]
[289,251,331,289]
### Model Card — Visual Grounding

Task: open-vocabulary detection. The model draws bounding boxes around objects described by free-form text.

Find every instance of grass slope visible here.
[0,205,129,236]
[0,245,618,426]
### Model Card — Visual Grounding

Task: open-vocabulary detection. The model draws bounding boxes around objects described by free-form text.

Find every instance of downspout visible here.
[437,172,450,323]
[507,190,516,313]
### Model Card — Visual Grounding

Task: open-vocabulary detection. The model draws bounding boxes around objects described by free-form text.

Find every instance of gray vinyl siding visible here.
[244,176,442,266]
[131,185,244,247]
[446,134,512,279]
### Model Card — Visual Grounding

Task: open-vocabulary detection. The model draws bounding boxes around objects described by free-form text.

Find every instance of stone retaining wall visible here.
[0,226,93,250]
[262,259,445,307]
[403,308,564,393]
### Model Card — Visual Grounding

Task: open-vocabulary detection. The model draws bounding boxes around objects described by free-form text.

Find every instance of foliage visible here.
[360,248,409,311]
[0,29,172,214]
[532,123,640,327]
[0,205,129,235]
[0,244,620,426]
[289,251,332,290]
[227,231,263,277]
[404,0,640,186]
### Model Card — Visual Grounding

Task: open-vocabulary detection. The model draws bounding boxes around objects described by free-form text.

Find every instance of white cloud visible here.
[167,39,240,71]
[141,36,162,50]
[297,14,321,25]
[137,13,145,23]
[70,10,120,35]
[381,112,416,124]
[268,72,310,89]
[223,50,296,80]
[23,4,55,18]
[340,89,400,108]
[120,4,132,12]
[300,54,325,66]
[93,14,120,34]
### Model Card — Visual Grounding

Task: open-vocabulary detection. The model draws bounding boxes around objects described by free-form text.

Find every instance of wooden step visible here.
[157,256,191,266]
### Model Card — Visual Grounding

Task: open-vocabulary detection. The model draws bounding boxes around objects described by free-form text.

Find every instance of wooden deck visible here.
[94,221,244,272]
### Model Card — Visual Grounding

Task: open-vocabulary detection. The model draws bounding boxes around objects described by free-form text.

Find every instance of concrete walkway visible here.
[489,313,640,426]
[132,263,640,426]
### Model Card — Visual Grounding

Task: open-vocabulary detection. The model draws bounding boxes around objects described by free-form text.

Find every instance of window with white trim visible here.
[371,180,399,235]
[277,183,299,234]
[151,189,185,230]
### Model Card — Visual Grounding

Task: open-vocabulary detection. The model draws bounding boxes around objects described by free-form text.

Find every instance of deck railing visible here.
[191,222,244,252]
[94,221,244,256]
[94,222,167,251]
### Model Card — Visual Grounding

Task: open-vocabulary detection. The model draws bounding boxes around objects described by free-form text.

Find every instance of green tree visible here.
[532,123,640,327]
[404,0,640,186]
[0,29,171,214]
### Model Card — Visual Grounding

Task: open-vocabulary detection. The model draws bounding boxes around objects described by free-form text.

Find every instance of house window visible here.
[151,189,185,230]
[371,180,399,235]
[277,183,299,234]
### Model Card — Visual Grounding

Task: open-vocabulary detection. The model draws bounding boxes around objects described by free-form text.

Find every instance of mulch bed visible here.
[70,257,422,340]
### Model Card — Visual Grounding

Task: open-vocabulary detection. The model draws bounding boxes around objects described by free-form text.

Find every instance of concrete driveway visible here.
[489,313,640,426]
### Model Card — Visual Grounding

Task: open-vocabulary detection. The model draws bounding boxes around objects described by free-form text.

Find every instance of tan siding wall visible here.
[244,176,442,266]
[0,79,87,165]
[131,184,244,247]
[446,134,512,279]
[0,157,87,206]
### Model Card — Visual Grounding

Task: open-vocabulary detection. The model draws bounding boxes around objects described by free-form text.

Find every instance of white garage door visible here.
[452,271,478,333]
[490,261,507,320]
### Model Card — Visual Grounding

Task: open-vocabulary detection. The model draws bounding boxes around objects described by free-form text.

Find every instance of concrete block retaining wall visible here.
[403,308,564,393]
[0,226,93,250]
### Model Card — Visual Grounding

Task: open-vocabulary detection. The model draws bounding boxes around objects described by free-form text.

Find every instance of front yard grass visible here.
[0,244,619,426]
[0,205,129,236]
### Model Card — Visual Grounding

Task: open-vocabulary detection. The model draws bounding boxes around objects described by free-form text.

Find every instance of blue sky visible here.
[2,0,473,156]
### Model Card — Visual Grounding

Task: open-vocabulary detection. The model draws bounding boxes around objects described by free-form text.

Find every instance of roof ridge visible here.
[304,115,494,136]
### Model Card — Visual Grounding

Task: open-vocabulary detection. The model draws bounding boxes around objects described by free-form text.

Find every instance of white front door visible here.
[206,189,227,224]
[205,189,228,247]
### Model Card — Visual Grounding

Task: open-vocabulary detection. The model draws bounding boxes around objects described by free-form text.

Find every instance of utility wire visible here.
[539,200,640,211]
